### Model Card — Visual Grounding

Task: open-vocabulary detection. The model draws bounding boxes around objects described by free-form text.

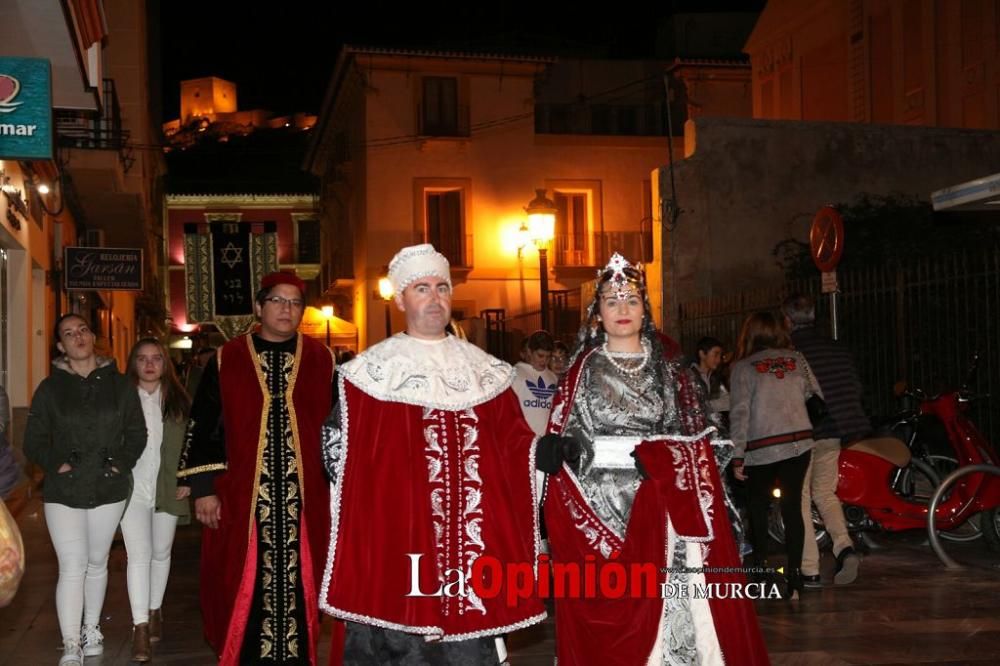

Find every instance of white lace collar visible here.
[340,333,515,410]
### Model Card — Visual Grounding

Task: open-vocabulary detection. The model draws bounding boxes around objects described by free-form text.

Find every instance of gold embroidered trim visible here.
[243,334,310,660]
[248,333,273,542]
[176,463,227,478]
[257,342,301,661]
[284,335,306,515]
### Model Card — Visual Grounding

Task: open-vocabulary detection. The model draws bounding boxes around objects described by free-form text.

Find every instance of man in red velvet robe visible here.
[320,244,545,665]
[178,272,336,665]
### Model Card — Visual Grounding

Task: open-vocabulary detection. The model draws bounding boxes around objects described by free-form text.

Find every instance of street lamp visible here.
[524,188,557,331]
[378,277,394,338]
[321,305,334,347]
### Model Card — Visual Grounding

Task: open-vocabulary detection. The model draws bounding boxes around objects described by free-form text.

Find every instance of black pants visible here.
[746,450,811,572]
[343,622,500,666]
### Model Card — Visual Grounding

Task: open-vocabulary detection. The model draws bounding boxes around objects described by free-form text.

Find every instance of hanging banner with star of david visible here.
[211,223,254,315]
[183,221,278,331]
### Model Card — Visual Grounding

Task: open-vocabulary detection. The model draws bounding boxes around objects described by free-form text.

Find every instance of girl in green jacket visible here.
[120,338,192,662]
[24,314,146,666]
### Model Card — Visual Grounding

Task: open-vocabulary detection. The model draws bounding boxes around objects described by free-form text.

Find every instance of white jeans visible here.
[120,499,178,624]
[44,500,127,641]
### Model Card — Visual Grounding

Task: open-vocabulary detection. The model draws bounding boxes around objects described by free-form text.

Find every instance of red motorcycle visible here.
[769,355,1000,550]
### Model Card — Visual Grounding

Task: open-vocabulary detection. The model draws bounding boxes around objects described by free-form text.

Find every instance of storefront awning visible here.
[932,172,1000,212]
[299,306,358,350]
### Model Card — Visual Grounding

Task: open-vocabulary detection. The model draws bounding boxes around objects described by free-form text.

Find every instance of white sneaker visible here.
[58,639,83,666]
[81,624,104,657]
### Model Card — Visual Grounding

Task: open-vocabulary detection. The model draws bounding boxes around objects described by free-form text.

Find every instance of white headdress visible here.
[387,244,452,295]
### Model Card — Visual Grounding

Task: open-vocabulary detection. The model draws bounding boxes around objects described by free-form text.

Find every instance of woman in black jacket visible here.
[24,314,146,666]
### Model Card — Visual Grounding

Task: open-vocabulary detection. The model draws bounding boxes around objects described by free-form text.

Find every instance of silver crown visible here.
[599,252,645,287]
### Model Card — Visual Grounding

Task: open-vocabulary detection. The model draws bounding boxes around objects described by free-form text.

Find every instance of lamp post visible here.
[525,189,557,331]
[378,277,394,338]
[321,305,334,347]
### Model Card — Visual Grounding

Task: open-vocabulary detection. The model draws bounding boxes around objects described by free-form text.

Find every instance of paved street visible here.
[3,491,1000,665]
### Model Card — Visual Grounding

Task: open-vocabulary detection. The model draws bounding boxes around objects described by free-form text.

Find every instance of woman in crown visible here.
[535,253,770,666]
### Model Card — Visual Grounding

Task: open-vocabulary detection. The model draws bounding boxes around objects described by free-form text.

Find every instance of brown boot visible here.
[131,623,151,662]
[148,608,162,642]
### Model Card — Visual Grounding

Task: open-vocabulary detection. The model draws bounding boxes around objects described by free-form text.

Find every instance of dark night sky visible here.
[156,1,766,122]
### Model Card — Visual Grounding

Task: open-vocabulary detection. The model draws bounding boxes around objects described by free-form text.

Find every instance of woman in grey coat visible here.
[730,311,823,600]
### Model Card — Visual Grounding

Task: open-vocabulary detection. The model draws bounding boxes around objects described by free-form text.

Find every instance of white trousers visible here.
[44,500,127,641]
[120,499,179,624]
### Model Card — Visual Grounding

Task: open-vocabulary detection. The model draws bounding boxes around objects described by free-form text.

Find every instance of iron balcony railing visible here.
[55,79,133,170]
[554,230,652,267]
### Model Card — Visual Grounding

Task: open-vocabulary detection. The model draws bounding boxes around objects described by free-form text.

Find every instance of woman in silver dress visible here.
[536,253,769,666]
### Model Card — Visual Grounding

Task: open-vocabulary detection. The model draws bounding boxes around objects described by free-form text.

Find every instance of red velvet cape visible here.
[321,381,545,646]
[543,347,770,665]
[200,334,334,665]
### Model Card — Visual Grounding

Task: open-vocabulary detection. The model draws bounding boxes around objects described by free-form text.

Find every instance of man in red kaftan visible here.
[320,244,544,665]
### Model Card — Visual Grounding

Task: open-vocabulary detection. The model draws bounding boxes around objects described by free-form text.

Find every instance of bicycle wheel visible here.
[767,501,831,550]
[896,458,982,542]
[981,507,1000,553]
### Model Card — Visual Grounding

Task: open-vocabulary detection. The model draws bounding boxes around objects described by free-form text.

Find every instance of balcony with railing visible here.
[54,77,145,249]
[54,78,134,172]
[553,230,653,273]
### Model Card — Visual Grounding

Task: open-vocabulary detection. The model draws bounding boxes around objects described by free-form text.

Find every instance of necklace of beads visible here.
[601,338,651,376]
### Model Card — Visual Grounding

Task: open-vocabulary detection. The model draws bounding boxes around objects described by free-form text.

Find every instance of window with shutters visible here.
[413,179,473,270]
[420,77,469,137]
[295,218,320,264]
[554,191,590,267]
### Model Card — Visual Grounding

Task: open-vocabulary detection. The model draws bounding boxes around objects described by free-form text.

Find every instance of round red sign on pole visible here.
[810,205,845,272]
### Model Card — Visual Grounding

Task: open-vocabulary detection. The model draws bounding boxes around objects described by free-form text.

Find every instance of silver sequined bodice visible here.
[564,350,682,537]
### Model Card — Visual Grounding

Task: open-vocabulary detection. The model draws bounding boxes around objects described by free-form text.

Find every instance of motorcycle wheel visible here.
[766,501,831,550]
[981,508,1000,553]
[896,458,983,542]
[923,454,960,480]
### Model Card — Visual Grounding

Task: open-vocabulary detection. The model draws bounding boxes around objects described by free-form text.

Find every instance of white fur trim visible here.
[339,334,515,410]
[322,605,546,642]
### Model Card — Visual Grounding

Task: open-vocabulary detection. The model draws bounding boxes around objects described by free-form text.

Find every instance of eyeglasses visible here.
[263,296,305,309]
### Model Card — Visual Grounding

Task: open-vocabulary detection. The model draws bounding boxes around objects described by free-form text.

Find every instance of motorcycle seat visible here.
[844,436,912,468]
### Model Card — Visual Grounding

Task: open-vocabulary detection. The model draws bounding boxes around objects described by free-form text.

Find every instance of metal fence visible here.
[483,287,584,362]
[677,249,1000,445]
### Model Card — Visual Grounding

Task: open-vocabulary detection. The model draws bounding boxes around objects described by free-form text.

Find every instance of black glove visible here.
[536,434,582,474]
[630,450,650,480]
